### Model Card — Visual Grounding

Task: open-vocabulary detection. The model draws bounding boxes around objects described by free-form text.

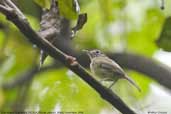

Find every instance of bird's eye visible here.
[96,50,100,54]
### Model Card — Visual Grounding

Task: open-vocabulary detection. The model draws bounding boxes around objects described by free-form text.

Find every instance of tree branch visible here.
[0,4,13,14]
[0,2,136,114]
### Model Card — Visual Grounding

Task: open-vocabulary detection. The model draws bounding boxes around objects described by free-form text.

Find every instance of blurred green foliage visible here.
[34,0,79,19]
[156,17,171,51]
[0,0,171,113]
[58,0,79,19]
[34,0,51,9]
[26,69,108,113]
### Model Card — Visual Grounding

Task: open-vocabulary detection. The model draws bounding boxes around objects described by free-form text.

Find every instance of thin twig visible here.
[160,0,165,10]
[0,4,13,14]
[5,0,26,19]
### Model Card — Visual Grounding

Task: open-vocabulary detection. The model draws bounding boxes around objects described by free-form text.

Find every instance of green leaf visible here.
[156,17,171,51]
[58,0,79,19]
[34,0,51,9]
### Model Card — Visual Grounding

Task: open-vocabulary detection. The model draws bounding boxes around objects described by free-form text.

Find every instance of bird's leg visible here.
[108,80,117,89]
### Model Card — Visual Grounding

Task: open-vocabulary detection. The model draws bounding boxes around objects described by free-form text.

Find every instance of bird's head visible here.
[83,49,105,60]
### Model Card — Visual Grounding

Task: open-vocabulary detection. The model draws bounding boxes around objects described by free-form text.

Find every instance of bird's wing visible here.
[98,57,125,76]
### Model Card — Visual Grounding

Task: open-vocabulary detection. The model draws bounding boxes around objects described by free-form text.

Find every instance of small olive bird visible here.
[84,49,141,92]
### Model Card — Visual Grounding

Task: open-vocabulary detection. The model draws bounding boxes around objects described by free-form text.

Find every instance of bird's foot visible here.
[108,81,116,89]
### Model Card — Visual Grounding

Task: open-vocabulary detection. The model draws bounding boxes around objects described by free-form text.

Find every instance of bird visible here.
[84,49,141,92]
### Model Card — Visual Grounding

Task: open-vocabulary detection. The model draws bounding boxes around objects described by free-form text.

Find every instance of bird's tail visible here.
[124,74,141,92]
